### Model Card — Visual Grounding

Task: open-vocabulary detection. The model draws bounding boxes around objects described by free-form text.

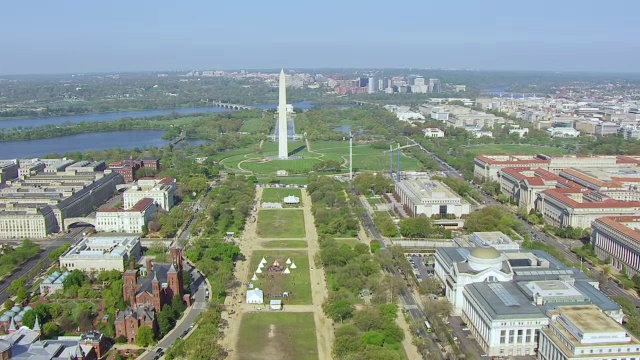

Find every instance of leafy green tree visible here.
[361,331,385,347]
[171,295,185,318]
[158,306,176,337]
[322,298,354,323]
[187,177,209,195]
[43,322,60,338]
[21,310,37,329]
[136,325,155,347]
[62,269,85,290]
[399,216,434,238]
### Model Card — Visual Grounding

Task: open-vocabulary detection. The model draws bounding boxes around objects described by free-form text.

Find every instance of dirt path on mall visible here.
[221,187,333,360]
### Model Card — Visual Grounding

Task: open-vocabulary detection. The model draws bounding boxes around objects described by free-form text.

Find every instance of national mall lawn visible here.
[237,312,318,360]
[256,210,306,238]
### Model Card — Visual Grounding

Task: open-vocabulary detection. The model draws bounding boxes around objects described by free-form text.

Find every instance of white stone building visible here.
[96,198,157,233]
[422,127,445,138]
[394,179,470,218]
[592,216,640,278]
[59,235,142,272]
[538,305,640,360]
[123,177,176,211]
[434,246,623,358]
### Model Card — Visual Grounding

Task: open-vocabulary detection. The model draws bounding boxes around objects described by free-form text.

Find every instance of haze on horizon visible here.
[2,0,639,75]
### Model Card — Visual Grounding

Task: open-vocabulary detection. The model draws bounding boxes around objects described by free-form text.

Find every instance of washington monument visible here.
[278,69,288,159]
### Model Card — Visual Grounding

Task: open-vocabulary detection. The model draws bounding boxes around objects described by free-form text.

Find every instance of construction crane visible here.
[384,143,419,182]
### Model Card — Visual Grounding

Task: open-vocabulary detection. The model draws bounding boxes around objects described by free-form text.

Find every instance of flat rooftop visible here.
[397,179,464,203]
[561,305,624,334]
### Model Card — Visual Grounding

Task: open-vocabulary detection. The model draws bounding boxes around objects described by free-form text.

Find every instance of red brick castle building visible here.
[115,246,189,343]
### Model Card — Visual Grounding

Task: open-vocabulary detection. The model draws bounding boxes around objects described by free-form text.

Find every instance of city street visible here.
[0,225,88,303]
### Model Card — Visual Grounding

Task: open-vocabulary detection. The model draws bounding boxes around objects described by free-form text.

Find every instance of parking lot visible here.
[407,254,434,282]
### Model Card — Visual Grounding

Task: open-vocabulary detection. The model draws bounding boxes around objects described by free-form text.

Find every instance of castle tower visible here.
[151,272,161,311]
[170,246,184,287]
[123,270,138,306]
[167,264,181,301]
[278,69,288,159]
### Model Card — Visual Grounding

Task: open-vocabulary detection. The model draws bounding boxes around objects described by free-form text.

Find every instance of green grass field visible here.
[460,144,571,156]
[237,312,318,360]
[249,250,312,305]
[257,210,306,238]
[219,140,422,175]
[262,240,308,248]
[261,188,302,205]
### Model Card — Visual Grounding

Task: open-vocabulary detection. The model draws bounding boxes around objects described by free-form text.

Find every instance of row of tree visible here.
[308,176,359,237]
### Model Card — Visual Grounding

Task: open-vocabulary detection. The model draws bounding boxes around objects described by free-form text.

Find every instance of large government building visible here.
[393,179,470,218]
[59,235,142,273]
[0,159,123,239]
[434,245,627,358]
[123,177,176,211]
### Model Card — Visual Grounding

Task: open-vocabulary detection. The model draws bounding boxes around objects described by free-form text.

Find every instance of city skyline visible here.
[1,0,640,75]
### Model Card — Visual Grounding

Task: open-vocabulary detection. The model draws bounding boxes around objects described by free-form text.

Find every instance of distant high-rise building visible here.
[358,77,369,88]
[368,77,378,93]
[414,77,426,86]
[429,79,442,93]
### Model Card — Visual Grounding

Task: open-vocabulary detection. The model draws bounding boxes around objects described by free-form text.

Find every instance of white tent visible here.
[285,258,292,265]
[256,267,263,274]
[260,257,267,264]
[251,274,258,281]
[290,262,297,269]
[283,267,291,274]
[258,262,265,269]
[283,195,300,204]
[246,288,264,304]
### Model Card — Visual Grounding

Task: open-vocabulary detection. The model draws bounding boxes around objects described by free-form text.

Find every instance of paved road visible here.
[0,225,88,303]
[407,136,640,308]
[142,264,209,360]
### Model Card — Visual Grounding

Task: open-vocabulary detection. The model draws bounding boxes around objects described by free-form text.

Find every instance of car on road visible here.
[156,348,163,353]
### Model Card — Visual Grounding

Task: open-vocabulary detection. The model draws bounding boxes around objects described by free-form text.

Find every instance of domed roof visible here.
[4,311,15,317]
[0,339,10,352]
[10,306,21,312]
[14,315,22,322]
[470,246,501,260]
[0,315,9,322]
[23,306,33,311]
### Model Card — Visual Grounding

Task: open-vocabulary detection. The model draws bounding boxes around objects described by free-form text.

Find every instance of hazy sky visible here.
[2,0,639,74]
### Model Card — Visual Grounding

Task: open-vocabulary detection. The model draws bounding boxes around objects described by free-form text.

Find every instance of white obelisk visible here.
[278,69,288,159]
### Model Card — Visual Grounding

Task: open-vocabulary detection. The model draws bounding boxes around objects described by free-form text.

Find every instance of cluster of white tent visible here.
[247,257,298,304]
[253,257,297,277]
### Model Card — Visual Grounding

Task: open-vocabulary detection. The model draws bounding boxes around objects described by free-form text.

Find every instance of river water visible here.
[0,101,314,158]
[0,100,314,130]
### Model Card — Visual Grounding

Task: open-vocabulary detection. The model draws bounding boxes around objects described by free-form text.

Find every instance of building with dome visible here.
[434,246,624,358]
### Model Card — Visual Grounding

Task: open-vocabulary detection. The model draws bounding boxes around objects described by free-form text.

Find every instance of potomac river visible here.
[0,101,314,129]
[0,101,313,158]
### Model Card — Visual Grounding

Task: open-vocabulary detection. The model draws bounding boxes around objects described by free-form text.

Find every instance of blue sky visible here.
[1,0,639,74]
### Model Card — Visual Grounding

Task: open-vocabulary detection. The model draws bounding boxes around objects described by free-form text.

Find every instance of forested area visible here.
[0,75,325,118]
[194,175,255,237]
[463,206,522,235]
[295,106,405,141]
[310,179,407,359]
[307,176,359,237]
